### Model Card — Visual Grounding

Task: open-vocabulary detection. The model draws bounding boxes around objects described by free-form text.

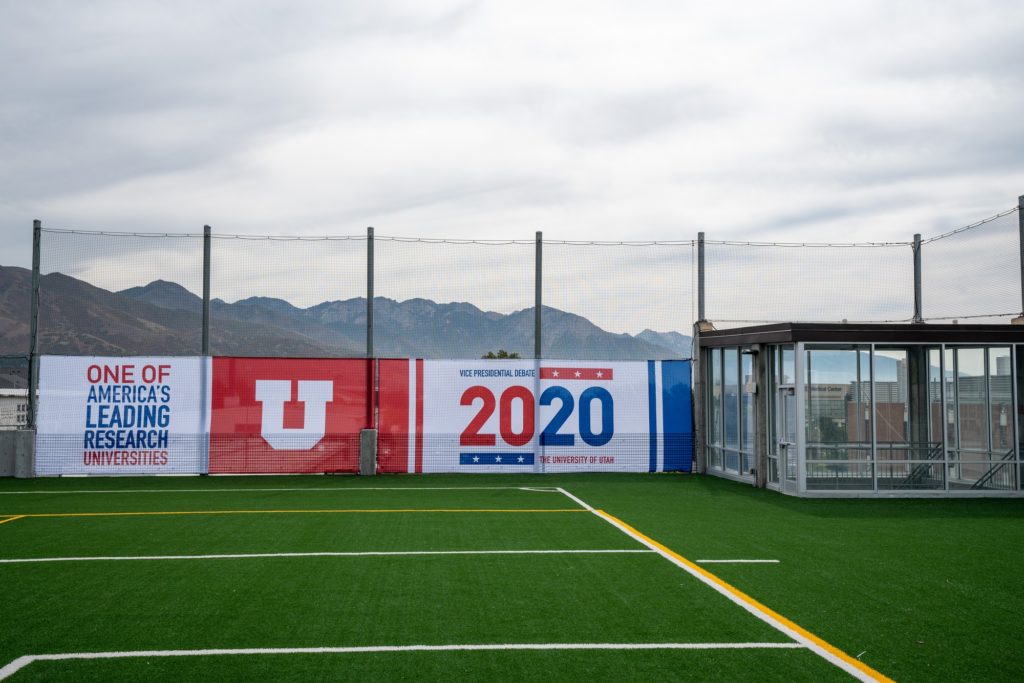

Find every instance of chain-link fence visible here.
[10,201,1023,364]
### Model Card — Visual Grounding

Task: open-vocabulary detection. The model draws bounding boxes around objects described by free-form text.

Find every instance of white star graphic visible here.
[495,455,502,463]
[472,456,479,462]
[574,371,581,378]
[517,456,525,463]
[596,371,603,378]
[552,370,559,377]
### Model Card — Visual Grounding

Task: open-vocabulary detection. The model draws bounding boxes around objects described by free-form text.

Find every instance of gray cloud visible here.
[0,0,1022,332]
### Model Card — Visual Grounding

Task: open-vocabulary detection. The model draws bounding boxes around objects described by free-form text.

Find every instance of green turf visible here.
[2,473,1022,681]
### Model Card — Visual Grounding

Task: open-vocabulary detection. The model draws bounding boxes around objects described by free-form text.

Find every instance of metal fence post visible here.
[913,233,923,323]
[1018,195,1024,319]
[535,231,542,359]
[692,233,708,473]
[697,232,705,323]
[367,227,374,357]
[202,225,211,354]
[27,220,41,429]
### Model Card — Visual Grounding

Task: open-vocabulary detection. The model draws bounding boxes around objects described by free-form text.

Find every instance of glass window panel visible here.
[855,349,872,445]
[1018,346,1024,478]
[709,349,722,447]
[989,348,1012,454]
[944,348,957,448]
[877,462,944,490]
[725,450,739,473]
[782,347,794,385]
[805,461,873,490]
[806,348,855,445]
[805,347,871,462]
[874,348,908,450]
[784,389,797,482]
[956,348,987,451]
[767,347,777,451]
[709,446,722,471]
[928,348,944,444]
[724,348,739,450]
[741,352,755,455]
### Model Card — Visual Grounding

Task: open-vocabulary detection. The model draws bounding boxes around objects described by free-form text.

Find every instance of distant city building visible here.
[0,389,29,430]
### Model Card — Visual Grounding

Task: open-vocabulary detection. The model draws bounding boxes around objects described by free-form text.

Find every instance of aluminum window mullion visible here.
[734,349,741,474]
[940,344,949,492]
[954,349,962,483]
[1013,344,1020,490]
[795,342,806,494]
[870,343,878,493]
[984,348,992,460]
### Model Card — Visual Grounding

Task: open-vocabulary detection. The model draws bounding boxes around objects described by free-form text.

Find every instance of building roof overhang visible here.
[698,322,1024,348]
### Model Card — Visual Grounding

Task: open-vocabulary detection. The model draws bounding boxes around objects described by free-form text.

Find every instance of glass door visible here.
[777,385,797,491]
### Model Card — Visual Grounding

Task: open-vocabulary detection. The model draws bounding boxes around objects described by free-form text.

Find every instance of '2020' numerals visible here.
[460,385,613,448]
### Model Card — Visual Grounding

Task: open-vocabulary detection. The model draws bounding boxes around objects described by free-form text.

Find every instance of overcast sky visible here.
[1,1,1022,331]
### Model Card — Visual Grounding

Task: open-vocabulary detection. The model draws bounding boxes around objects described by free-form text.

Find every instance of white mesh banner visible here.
[378,359,693,473]
[35,356,209,475]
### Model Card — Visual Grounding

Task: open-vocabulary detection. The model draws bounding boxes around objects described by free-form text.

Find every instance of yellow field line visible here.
[0,515,24,526]
[594,509,894,683]
[1,509,588,520]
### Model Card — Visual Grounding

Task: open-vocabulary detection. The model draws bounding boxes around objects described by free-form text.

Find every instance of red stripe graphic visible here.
[415,358,424,474]
[375,359,410,473]
[540,367,613,381]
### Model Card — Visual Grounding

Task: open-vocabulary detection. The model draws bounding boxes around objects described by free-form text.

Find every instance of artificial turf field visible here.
[0,474,1022,681]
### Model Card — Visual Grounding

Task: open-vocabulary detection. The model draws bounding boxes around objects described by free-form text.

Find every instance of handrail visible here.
[970,449,1017,490]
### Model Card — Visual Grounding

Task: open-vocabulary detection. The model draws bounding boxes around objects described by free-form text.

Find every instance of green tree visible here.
[482,349,521,359]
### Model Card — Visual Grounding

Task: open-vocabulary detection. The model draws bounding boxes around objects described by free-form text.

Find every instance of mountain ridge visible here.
[0,266,692,360]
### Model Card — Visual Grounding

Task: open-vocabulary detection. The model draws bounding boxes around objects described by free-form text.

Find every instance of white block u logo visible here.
[255,380,334,450]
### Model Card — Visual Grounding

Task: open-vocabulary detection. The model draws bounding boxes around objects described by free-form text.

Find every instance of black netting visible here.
[38,230,204,355]
[374,238,535,359]
[21,204,1023,363]
[208,236,366,357]
[705,242,913,325]
[921,208,1021,322]
[543,242,694,360]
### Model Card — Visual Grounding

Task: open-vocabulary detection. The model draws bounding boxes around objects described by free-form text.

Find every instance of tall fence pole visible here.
[912,233,923,324]
[1018,195,1024,320]
[27,220,41,429]
[535,231,543,359]
[697,232,707,325]
[367,227,374,357]
[692,233,706,474]
[202,225,211,354]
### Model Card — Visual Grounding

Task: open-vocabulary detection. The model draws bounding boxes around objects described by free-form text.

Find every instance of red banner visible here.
[209,358,371,473]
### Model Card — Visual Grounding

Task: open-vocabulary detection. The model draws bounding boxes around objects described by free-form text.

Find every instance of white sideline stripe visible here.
[697,560,780,564]
[0,549,653,564]
[553,487,880,683]
[0,642,805,679]
[0,486,554,496]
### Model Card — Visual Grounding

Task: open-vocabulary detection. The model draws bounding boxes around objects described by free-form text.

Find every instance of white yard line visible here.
[0,486,558,496]
[696,560,780,564]
[0,549,653,564]
[554,487,890,683]
[0,642,805,680]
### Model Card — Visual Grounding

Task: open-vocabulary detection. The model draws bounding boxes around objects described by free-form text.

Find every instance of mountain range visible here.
[0,265,692,360]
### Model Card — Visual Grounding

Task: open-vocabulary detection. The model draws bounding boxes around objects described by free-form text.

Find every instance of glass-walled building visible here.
[699,323,1024,496]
